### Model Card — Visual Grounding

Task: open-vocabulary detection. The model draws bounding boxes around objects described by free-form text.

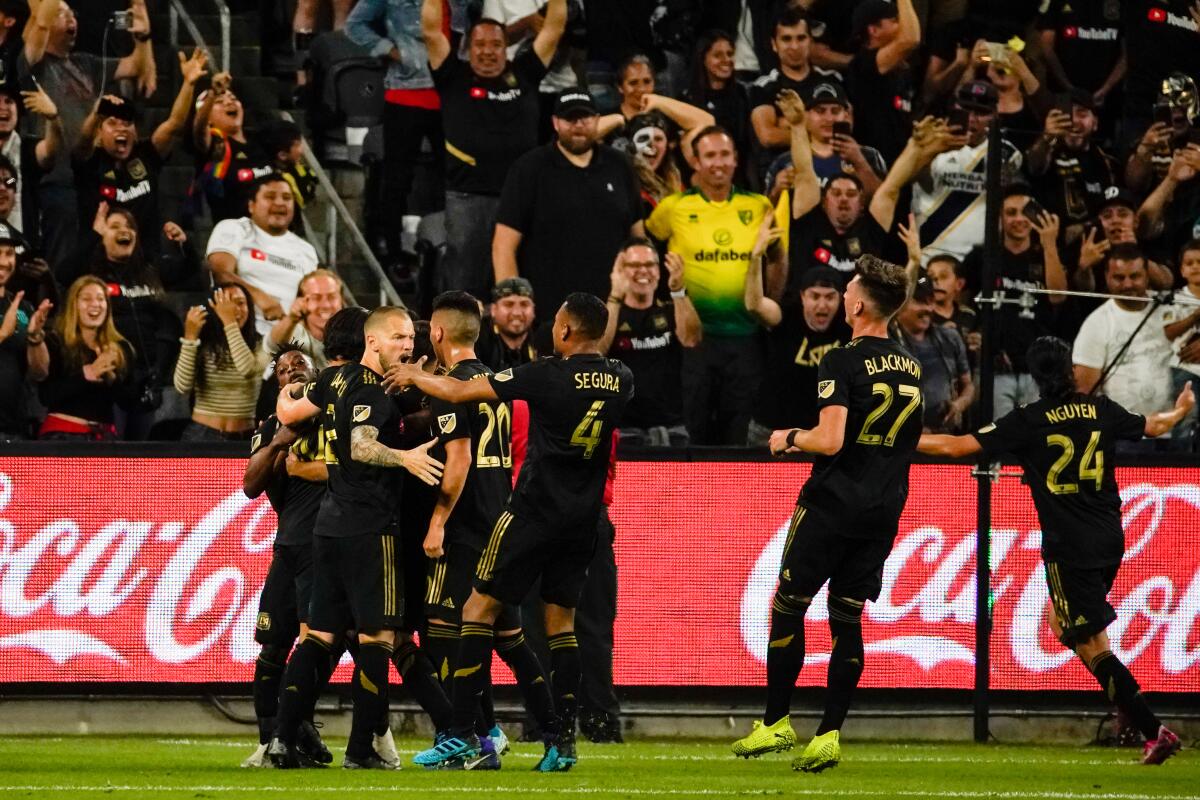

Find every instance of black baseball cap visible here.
[1097,185,1136,213]
[553,89,598,119]
[956,80,999,113]
[802,81,849,109]
[798,265,843,292]
[493,277,535,301]
[852,0,899,39]
[911,276,935,302]
[98,96,137,123]
[0,81,19,105]
[1066,88,1097,112]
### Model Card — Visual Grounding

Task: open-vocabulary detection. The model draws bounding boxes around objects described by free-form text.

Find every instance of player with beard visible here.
[477,278,544,370]
[391,293,633,773]
[269,306,443,769]
[421,291,557,769]
[732,254,919,773]
[918,337,1193,765]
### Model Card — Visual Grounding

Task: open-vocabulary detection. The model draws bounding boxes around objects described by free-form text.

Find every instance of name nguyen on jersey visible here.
[864,353,922,379]
[1044,400,1098,424]
[575,371,622,392]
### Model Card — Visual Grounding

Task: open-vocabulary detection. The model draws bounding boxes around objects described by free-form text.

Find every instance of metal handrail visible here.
[166,0,229,73]
[280,112,403,307]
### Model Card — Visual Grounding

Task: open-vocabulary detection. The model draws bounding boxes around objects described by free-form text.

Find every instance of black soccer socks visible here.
[348,640,392,759]
[424,620,460,685]
[764,591,810,724]
[497,630,556,732]
[276,635,331,744]
[253,644,290,743]
[450,622,495,736]
[1088,649,1162,741]
[548,632,581,734]
[393,639,453,732]
[817,596,865,735]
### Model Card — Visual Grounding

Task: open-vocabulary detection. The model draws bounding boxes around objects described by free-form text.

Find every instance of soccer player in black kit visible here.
[918,337,1194,766]
[387,293,633,773]
[421,291,557,769]
[732,254,921,773]
[242,346,329,768]
[269,306,444,769]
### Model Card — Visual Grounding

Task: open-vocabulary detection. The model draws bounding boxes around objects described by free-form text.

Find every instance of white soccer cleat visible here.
[374,728,402,769]
[241,742,270,768]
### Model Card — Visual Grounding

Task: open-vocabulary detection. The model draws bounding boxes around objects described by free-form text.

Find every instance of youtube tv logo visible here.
[1147,7,1166,22]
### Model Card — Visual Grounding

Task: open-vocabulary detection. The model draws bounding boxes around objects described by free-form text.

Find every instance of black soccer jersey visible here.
[488,355,634,528]
[305,362,404,537]
[251,415,326,547]
[799,336,924,536]
[974,393,1146,568]
[430,359,513,550]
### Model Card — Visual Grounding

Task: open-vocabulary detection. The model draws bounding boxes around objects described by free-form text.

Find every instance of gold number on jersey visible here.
[322,403,338,464]
[570,400,606,459]
[1046,430,1103,494]
[476,402,513,469]
[855,383,921,447]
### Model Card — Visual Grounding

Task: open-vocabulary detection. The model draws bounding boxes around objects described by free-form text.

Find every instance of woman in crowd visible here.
[59,203,192,439]
[191,72,269,223]
[627,113,684,214]
[682,30,751,185]
[601,53,715,161]
[173,284,268,442]
[39,276,134,441]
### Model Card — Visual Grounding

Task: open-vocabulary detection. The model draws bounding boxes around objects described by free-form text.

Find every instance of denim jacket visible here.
[344,0,433,91]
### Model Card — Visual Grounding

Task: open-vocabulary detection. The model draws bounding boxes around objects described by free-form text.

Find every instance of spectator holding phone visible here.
[959,38,1048,154]
[1026,90,1119,238]
[961,185,1067,419]
[843,0,920,164]
[192,72,273,224]
[1125,74,1197,195]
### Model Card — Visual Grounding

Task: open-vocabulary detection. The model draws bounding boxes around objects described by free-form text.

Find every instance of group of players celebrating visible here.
[241,248,1192,774]
[244,290,630,771]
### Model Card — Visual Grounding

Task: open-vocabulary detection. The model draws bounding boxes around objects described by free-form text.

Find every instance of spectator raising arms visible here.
[40,275,133,441]
[205,173,320,336]
[74,51,207,259]
[0,222,50,442]
[0,82,63,249]
[174,285,268,442]
[421,0,566,300]
[192,72,272,224]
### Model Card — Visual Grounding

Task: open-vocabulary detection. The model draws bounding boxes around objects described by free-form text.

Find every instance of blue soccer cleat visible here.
[413,734,481,767]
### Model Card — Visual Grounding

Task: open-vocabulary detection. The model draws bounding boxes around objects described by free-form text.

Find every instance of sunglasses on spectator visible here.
[0,176,16,190]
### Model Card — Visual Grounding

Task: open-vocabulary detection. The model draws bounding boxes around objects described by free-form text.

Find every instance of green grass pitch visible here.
[0,735,1196,799]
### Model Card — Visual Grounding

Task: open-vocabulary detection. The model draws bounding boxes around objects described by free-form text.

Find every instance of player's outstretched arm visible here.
[769,405,848,456]
[383,358,500,404]
[349,426,445,485]
[917,433,982,458]
[1144,381,1194,438]
[277,382,320,426]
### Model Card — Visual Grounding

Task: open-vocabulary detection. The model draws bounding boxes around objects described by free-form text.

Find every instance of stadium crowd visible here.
[0,0,1198,450]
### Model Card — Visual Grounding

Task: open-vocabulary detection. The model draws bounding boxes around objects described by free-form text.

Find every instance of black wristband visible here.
[133,32,151,42]
[786,429,799,449]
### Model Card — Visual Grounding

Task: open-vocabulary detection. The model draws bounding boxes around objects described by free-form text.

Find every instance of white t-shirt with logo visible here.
[1073,299,1174,423]
[480,0,575,92]
[206,218,320,336]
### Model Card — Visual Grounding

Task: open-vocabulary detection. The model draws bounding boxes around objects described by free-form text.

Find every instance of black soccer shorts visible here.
[473,510,597,609]
[777,504,897,602]
[398,519,428,634]
[254,543,314,646]
[427,541,523,628]
[1045,561,1119,648]
[308,533,404,634]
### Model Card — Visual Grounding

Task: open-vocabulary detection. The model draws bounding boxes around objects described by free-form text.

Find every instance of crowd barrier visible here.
[1,448,1196,693]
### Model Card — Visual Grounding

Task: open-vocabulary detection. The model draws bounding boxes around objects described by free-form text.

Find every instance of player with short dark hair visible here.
[386,292,634,773]
[733,253,920,772]
[918,336,1194,766]
[421,290,556,769]
[268,305,445,770]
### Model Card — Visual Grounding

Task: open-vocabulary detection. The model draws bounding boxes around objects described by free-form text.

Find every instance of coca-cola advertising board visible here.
[1,457,1197,690]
